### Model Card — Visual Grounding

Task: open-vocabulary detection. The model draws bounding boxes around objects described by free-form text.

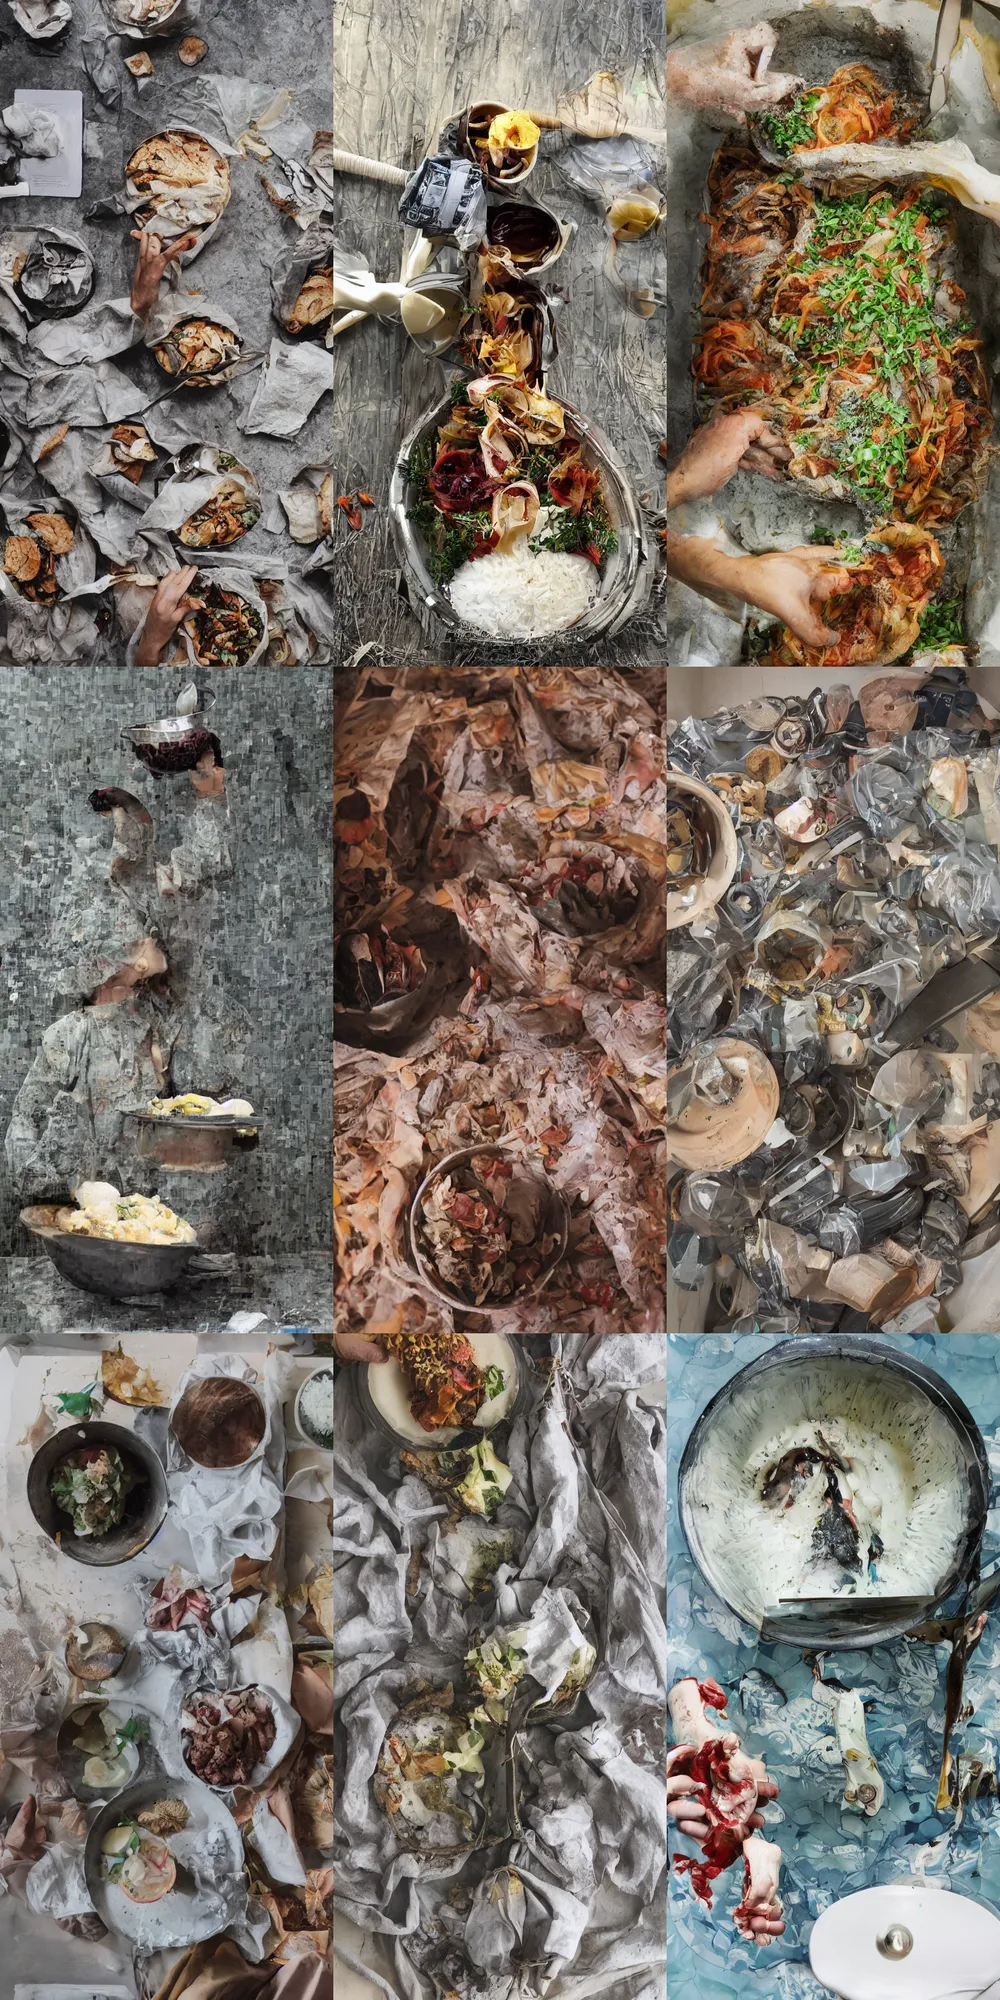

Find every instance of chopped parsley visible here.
[483,1365,506,1400]
[758,90,823,155]
[916,597,964,649]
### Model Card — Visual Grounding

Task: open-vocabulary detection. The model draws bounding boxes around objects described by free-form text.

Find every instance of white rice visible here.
[298,1367,333,1446]
[447,545,598,638]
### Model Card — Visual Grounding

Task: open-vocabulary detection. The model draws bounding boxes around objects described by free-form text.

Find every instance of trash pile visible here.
[667,667,1000,1332]
[334,665,667,1333]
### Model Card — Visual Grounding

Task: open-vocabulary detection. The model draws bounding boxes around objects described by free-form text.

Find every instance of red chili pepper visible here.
[581,542,603,566]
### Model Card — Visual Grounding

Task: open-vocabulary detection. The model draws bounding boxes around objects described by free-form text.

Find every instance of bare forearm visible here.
[665,526,755,607]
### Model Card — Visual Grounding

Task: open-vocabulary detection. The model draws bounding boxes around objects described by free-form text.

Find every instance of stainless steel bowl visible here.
[408,1145,569,1319]
[389,390,654,643]
[28,1420,168,1567]
[678,1336,989,1650]
[20,1205,202,1298]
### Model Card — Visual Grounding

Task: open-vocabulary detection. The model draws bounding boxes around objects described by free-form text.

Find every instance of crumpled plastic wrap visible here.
[334,1342,666,2000]
[335,666,666,1333]
[667,669,1000,1331]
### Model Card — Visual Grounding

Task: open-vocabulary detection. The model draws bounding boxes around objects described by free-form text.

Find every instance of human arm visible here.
[130,229,200,318]
[667,411,791,509]
[135,567,202,667]
[667,22,805,117]
[665,526,851,648]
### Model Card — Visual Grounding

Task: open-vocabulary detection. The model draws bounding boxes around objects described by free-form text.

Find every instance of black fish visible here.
[811,1463,861,1574]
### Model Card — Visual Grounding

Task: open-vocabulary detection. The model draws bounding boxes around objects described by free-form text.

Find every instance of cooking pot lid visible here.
[809,1884,1000,1998]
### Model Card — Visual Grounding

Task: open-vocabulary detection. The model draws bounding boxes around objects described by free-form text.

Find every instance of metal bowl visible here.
[408,1145,569,1319]
[28,1421,168,1567]
[355,1329,529,1451]
[122,690,219,779]
[389,390,654,644]
[20,1205,202,1298]
[678,1336,989,1650]
[169,1376,267,1469]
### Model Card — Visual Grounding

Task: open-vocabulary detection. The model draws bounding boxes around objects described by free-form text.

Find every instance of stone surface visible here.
[0,663,333,1262]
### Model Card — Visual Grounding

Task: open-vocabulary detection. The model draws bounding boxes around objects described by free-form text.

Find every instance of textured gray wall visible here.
[0,663,333,1257]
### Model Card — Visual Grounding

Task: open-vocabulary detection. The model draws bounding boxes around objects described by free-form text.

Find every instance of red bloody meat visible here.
[428,448,499,516]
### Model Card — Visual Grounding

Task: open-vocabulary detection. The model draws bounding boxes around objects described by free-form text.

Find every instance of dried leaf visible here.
[37,425,69,462]
[17,1404,54,1451]
[101,1345,168,1407]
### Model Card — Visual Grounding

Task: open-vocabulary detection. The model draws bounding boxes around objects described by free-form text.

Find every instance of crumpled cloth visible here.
[333,1336,666,1998]
[153,1944,329,2000]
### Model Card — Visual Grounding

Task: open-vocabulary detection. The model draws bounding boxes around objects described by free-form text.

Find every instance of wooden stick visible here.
[526,111,666,145]
[332,148,408,187]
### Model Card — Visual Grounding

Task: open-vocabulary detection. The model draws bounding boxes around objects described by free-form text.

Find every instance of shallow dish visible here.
[28,1421,168,1567]
[179,1683,301,1792]
[390,390,653,644]
[294,1364,334,1448]
[357,1329,527,1451]
[84,1776,244,1948]
[20,1205,202,1297]
[57,1699,144,1796]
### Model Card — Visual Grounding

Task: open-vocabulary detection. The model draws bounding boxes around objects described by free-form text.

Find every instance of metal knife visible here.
[929,0,970,115]
[877,942,1000,1051]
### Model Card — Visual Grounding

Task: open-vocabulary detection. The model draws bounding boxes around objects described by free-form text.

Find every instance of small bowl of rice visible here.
[294,1365,334,1450]
[390,390,653,646]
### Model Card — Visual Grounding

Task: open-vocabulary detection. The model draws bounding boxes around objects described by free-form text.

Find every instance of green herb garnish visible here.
[758,90,823,155]
[483,1365,506,1400]
[56,1383,101,1419]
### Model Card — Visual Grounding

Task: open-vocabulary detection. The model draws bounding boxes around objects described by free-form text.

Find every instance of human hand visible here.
[333,1331,389,1364]
[130,229,200,317]
[667,411,791,507]
[738,546,852,648]
[190,749,225,799]
[748,1776,780,1832]
[135,566,202,666]
[667,22,805,117]
[668,1769,710,1840]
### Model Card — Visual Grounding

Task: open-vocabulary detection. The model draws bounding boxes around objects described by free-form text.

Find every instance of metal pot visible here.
[678,1335,989,1650]
[28,1421,168,1566]
[20,1205,203,1298]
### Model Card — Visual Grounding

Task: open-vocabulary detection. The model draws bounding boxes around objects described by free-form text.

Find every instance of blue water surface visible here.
[668,1332,1000,1998]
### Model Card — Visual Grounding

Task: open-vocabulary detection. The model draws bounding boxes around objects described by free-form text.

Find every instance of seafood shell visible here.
[667,1039,780,1171]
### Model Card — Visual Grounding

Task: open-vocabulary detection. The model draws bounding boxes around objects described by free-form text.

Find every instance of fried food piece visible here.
[25,512,74,555]
[287,268,334,333]
[5,534,40,582]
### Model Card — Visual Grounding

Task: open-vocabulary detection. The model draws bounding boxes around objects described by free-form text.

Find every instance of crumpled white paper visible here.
[6,0,70,37]
[240,337,333,439]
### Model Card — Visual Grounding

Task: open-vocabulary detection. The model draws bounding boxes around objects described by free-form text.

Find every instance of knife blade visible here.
[878,942,1000,1052]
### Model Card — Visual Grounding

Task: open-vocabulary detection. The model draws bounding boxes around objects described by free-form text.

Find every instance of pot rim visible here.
[677,1334,990,1650]
[408,1142,569,1317]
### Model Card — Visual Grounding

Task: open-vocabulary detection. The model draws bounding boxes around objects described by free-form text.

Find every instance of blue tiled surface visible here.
[668,1333,1000,1999]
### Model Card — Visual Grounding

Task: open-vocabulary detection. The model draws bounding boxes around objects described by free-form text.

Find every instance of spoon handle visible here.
[332,148,408,188]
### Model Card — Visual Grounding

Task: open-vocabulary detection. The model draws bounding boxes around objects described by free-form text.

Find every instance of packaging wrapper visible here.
[240,338,333,440]
[6,0,70,38]
[144,291,244,389]
[270,222,333,345]
[334,666,667,1333]
[137,443,261,549]
[122,125,234,263]
[0,230,95,336]
[102,0,199,37]
[278,464,332,547]
[122,559,269,670]
[30,299,142,367]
